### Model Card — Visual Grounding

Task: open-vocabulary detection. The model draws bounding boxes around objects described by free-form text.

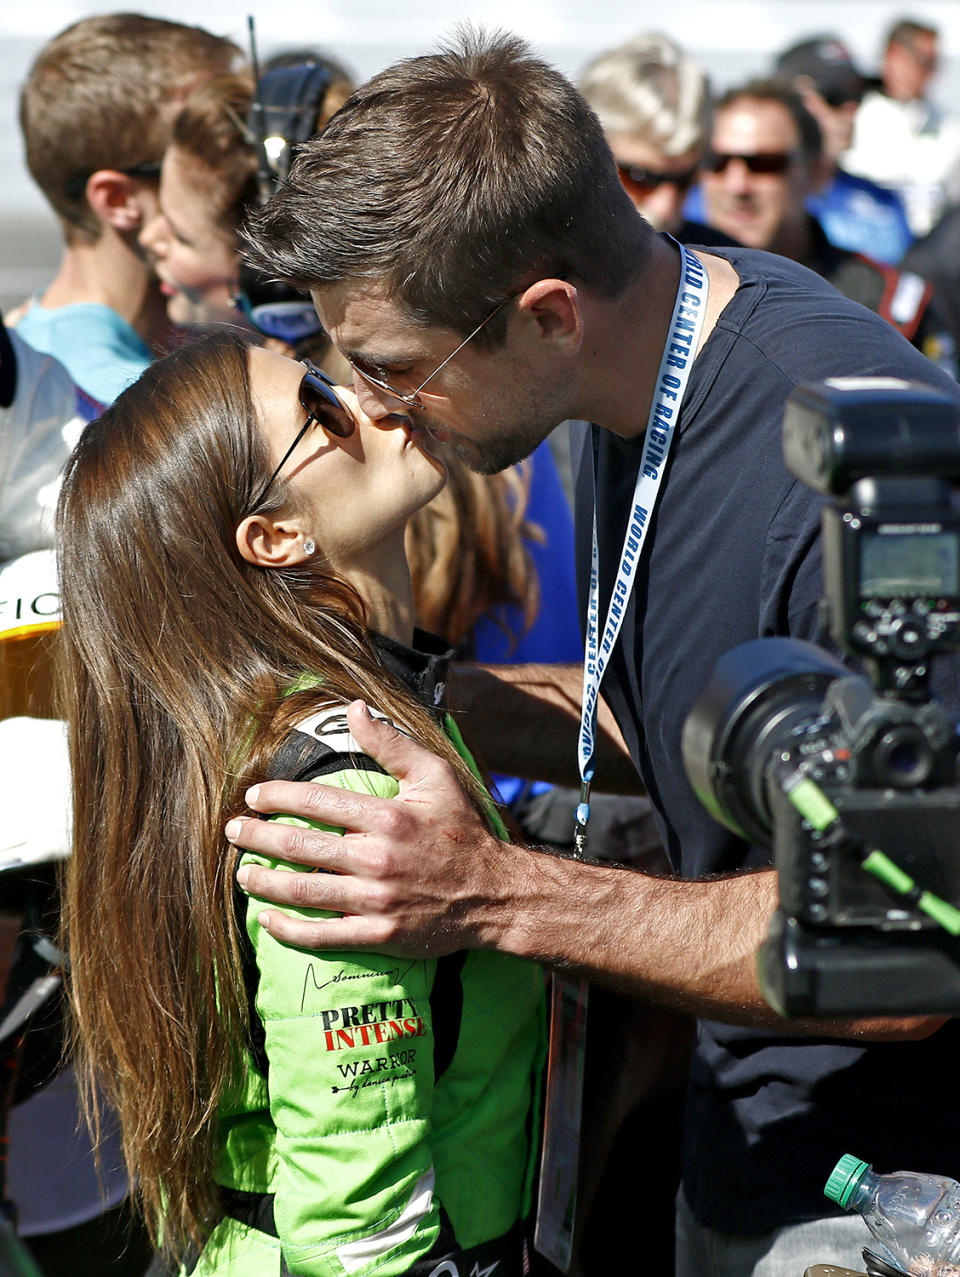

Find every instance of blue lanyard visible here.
[574,242,709,855]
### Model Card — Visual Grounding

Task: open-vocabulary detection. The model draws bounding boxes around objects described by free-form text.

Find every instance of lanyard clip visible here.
[573,779,591,860]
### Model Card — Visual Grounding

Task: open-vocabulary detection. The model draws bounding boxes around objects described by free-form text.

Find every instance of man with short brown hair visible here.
[238,31,960,1276]
[245,30,648,422]
[15,13,239,402]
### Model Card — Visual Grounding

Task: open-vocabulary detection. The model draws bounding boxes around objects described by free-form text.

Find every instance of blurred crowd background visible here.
[5,3,960,1274]
[3,0,960,313]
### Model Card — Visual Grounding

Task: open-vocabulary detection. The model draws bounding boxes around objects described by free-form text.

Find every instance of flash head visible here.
[783,378,960,496]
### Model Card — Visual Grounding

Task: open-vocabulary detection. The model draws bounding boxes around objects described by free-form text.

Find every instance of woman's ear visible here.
[235,514,315,568]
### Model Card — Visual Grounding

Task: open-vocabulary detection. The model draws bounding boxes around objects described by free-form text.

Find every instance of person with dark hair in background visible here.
[217,30,960,1275]
[13,13,239,402]
[773,35,913,264]
[699,78,955,374]
[843,18,960,237]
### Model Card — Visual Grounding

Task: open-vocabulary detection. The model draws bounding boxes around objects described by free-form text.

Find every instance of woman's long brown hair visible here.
[56,331,490,1256]
[405,456,542,649]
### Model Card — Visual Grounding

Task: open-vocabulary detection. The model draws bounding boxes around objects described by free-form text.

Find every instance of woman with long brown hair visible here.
[56,331,543,1277]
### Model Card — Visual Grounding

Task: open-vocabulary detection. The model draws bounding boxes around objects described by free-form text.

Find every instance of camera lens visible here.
[682,638,849,846]
[873,724,933,787]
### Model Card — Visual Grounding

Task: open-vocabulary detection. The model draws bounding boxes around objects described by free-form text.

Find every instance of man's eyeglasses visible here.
[249,362,355,509]
[348,290,519,410]
[704,151,797,176]
[64,160,162,200]
[616,161,699,196]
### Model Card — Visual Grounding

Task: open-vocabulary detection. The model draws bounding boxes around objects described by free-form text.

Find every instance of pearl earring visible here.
[303,538,316,556]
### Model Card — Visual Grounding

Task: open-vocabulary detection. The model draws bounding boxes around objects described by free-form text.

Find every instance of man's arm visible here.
[230,702,941,1042]
[449,661,643,793]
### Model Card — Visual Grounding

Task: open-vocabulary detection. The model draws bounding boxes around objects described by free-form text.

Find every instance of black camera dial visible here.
[886,613,930,658]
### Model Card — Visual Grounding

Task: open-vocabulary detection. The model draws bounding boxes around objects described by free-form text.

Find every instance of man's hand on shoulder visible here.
[228,700,532,956]
[227,702,949,1042]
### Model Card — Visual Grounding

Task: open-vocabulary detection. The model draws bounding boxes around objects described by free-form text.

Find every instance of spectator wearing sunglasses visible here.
[700,78,955,373]
[13,14,240,403]
[579,34,734,246]
[774,35,913,265]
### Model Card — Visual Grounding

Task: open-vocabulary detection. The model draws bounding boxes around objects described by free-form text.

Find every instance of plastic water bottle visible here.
[825,1154,960,1274]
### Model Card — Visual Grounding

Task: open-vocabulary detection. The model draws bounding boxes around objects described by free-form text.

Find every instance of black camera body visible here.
[682,379,960,1016]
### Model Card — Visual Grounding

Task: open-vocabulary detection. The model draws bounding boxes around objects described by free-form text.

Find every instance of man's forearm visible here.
[479,847,942,1040]
[449,661,643,793]
[232,705,940,1042]
[481,845,776,1018]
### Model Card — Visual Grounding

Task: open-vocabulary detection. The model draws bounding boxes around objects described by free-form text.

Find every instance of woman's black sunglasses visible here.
[250,362,355,509]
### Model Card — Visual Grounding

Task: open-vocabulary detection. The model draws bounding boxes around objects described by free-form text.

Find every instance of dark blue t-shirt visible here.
[571,243,960,1233]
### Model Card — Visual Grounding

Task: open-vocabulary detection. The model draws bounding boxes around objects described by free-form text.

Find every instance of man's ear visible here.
[85,171,146,234]
[235,514,314,568]
[515,279,584,356]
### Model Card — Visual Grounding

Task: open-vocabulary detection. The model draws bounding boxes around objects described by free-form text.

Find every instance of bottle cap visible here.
[825,1154,870,1208]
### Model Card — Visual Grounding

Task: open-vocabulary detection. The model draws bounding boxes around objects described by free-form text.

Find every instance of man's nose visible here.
[723,158,753,194]
[352,371,399,419]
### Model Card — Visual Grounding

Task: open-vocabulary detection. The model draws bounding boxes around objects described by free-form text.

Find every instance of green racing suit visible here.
[184,637,545,1277]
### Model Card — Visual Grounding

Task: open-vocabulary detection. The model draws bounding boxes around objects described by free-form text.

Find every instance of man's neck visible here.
[576,234,739,438]
[774,217,816,269]
[40,230,169,348]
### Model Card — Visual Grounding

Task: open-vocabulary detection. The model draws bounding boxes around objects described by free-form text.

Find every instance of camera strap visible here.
[575,239,709,853]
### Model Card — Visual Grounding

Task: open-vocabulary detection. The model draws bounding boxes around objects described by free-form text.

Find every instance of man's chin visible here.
[427,416,557,475]
[450,434,539,475]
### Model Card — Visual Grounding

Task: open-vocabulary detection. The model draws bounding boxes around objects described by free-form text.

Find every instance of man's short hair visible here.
[244,28,651,344]
[579,33,710,156]
[20,13,239,243]
[715,78,823,159]
[887,18,938,50]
